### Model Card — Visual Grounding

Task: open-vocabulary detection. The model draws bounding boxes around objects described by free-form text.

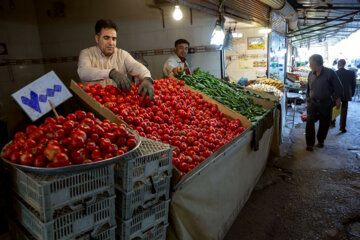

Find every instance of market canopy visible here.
[287,0,360,47]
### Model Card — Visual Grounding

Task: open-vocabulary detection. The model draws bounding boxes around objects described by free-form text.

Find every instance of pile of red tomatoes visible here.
[80,78,245,176]
[3,111,138,168]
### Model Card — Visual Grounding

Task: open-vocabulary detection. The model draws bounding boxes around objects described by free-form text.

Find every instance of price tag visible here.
[12,71,72,121]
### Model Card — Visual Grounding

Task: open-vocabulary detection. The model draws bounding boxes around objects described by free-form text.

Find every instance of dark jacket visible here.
[336,67,356,101]
[307,67,343,102]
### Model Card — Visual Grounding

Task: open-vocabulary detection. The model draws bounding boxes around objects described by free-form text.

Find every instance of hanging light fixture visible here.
[210,20,225,45]
[232,23,243,38]
[259,27,272,34]
[173,5,183,21]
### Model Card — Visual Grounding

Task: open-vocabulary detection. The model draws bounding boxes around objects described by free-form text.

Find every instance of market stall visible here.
[2,67,281,240]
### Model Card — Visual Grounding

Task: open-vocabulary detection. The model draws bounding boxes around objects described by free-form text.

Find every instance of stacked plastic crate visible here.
[8,164,116,240]
[114,137,172,240]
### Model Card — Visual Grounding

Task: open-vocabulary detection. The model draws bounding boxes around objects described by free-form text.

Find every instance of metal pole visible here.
[288,10,360,35]
[271,0,333,24]
[288,20,353,38]
[220,50,225,79]
[291,28,340,43]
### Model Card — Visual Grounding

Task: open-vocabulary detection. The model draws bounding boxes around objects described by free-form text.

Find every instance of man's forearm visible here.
[78,67,111,81]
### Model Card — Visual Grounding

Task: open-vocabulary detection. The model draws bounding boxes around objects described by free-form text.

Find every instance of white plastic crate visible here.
[12,193,116,240]
[117,200,170,240]
[115,137,172,192]
[9,218,116,240]
[8,164,114,222]
[116,223,168,240]
[76,223,116,240]
[115,174,171,219]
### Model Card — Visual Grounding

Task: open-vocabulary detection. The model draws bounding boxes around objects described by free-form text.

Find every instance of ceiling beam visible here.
[297,6,360,10]
[298,17,360,21]
[288,10,360,35]
[288,20,353,38]
[291,28,344,43]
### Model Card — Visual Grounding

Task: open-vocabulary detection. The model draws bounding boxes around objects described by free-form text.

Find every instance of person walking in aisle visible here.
[336,59,356,133]
[305,54,343,151]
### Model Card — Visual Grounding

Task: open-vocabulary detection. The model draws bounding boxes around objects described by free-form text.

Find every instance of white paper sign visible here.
[12,71,72,121]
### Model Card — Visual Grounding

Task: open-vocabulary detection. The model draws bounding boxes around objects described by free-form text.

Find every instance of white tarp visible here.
[169,126,274,240]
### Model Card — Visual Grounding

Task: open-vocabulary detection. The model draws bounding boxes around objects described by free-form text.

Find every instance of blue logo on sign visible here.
[21,84,62,113]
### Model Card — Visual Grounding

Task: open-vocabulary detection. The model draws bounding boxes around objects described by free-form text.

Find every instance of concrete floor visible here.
[225,101,360,240]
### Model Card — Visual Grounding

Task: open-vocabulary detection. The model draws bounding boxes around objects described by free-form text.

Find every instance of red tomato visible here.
[70,135,85,148]
[86,112,95,119]
[126,139,137,149]
[66,113,77,121]
[83,159,93,164]
[91,124,105,136]
[28,129,45,141]
[44,145,62,161]
[24,139,36,149]
[85,141,97,152]
[91,149,102,159]
[107,143,118,153]
[78,123,91,135]
[26,125,37,135]
[34,155,46,167]
[63,120,76,131]
[99,138,111,150]
[53,153,70,167]
[54,129,66,141]
[71,148,89,164]
[20,153,34,166]
[90,133,100,142]
[75,110,86,121]
[10,151,21,164]
[14,131,26,139]
[115,149,125,156]
[57,115,66,124]
[61,137,71,146]
[82,118,95,127]
[104,132,116,143]
[47,140,60,147]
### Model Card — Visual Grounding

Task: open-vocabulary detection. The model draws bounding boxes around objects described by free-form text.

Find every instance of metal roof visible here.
[288,0,360,47]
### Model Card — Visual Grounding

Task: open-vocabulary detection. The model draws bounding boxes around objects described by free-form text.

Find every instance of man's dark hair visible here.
[309,54,323,66]
[175,39,190,47]
[338,59,346,66]
[95,19,118,35]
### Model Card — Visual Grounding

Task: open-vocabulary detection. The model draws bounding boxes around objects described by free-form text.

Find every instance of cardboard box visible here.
[70,80,128,126]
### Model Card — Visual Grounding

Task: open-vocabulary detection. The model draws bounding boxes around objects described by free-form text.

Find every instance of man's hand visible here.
[336,98,341,109]
[172,66,184,76]
[138,77,154,100]
[109,69,132,90]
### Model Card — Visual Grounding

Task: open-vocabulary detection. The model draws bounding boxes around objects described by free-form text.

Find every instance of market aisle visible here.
[225,101,360,240]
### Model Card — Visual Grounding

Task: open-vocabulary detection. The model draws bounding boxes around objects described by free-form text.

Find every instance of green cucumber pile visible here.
[179,69,269,122]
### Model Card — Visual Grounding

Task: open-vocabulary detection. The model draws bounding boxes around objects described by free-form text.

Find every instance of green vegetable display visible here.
[179,69,269,122]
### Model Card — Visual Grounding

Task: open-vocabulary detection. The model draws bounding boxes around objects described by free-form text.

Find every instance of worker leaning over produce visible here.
[77,19,154,99]
[163,39,192,77]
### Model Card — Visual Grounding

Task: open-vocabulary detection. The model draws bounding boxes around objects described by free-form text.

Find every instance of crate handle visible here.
[69,195,97,211]
[149,176,156,194]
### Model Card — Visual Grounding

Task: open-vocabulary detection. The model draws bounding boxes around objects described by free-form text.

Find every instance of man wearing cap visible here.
[78,19,154,99]
[163,39,192,77]
[305,54,343,151]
